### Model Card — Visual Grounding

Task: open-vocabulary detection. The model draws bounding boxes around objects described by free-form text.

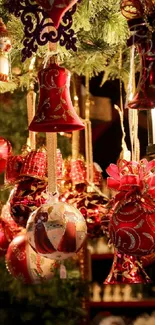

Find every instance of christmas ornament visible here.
[5,154,24,184]
[107,159,155,256]
[121,0,144,20]
[29,63,84,132]
[128,32,155,109]
[6,233,57,283]
[70,158,86,186]
[10,177,48,228]
[26,201,87,260]
[20,150,47,180]
[60,190,108,238]
[104,249,151,284]
[0,202,22,256]
[0,18,11,82]
[36,0,78,29]
[0,136,12,174]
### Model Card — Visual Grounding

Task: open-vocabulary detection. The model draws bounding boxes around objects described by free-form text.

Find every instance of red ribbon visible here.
[106,159,155,200]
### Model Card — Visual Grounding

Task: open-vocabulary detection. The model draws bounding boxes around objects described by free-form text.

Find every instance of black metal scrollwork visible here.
[6,0,78,61]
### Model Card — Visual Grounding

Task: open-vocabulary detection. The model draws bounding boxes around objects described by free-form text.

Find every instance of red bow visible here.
[106,159,155,199]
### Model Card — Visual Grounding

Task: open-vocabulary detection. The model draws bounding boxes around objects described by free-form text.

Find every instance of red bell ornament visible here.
[127,33,155,110]
[35,0,78,29]
[29,63,84,133]
[104,249,151,284]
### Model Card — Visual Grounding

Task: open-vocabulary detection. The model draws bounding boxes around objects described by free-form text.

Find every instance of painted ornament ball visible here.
[26,202,87,260]
[109,198,155,256]
[6,233,57,284]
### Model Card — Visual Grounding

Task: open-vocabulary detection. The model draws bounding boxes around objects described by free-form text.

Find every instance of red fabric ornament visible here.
[35,0,78,28]
[29,63,85,132]
[0,137,12,174]
[60,190,108,238]
[0,202,22,256]
[104,249,151,284]
[107,159,155,256]
[26,201,87,260]
[10,178,48,228]
[5,155,24,184]
[6,233,57,284]
[20,150,47,180]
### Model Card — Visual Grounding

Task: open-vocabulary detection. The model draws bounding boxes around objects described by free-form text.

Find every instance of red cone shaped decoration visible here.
[36,0,78,29]
[104,249,151,284]
[29,63,84,133]
[128,34,155,110]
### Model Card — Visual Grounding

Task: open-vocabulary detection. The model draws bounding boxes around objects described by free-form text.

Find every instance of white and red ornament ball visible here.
[6,233,58,284]
[26,201,87,260]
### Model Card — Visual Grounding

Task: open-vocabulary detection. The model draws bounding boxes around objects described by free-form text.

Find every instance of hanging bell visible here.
[104,249,151,284]
[127,33,155,110]
[29,63,84,132]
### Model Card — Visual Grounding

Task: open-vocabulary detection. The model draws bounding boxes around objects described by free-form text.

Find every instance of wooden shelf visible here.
[89,300,155,308]
[91,253,113,260]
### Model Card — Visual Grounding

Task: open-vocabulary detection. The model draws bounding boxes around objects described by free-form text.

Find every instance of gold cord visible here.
[46,133,57,195]
[27,57,36,150]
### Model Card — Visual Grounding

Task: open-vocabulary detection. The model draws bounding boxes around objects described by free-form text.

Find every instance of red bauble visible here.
[0,203,22,256]
[29,63,84,132]
[109,197,155,256]
[0,137,12,174]
[6,233,57,283]
[35,0,78,28]
[104,249,151,284]
[10,178,48,228]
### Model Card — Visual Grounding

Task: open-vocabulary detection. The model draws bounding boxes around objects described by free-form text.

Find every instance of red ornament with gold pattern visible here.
[35,0,79,28]
[10,178,48,228]
[26,201,87,260]
[60,189,108,238]
[0,202,22,257]
[29,63,84,133]
[0,136,12,174]
[0,19,11,82]
[104,249,151,284]
[19,149,47,180]
[6,233,58,284]
[107,159,155,256]
[5,154,24,184]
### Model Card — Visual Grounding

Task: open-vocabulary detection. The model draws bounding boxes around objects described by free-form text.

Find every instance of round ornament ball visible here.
[10,177,48,227]
[109,197,155,256]
[6,233,58,284]
[26,202,87,260]
[0,137,12,174]
[0,203,22,257]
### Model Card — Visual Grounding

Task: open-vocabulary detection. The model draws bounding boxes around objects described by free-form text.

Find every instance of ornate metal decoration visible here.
[6,0,78,61]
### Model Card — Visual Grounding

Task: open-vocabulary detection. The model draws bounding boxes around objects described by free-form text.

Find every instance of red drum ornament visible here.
[29,63,85,132]
[70,158,86,186]
[20,150,47,180]
[6,233,57,284]
[10,178,48,228]
[104,249,151,284]
[35,0,78,29]
[0,137,12,174]
[107,159,155,256]
[26,202,87,260]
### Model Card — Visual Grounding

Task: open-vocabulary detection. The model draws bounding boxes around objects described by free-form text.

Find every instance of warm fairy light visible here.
[151,108,155,144]
[59,132,64,136]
